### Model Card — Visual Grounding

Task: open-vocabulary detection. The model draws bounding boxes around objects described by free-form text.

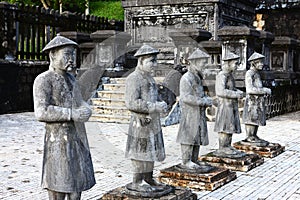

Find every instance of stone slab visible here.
[159,165,236,191]
[101,186,197,200]
[199,153,264,172]
[233,142,285,158]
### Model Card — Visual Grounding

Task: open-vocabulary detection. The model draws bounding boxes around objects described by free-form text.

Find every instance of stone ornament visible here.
[33,35,95,199]
[124,44,173,197]
[242,52,272,146]
[213,51,246,158]
[177,48,214,172]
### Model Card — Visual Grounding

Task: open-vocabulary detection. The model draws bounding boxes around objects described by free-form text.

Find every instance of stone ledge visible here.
[101,186,197,200]
[233,142,285,158]
[199,153,264,172]
[159,165,236,191]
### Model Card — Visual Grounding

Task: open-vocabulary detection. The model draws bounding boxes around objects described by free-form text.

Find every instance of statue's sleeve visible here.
[215,73,240,99]
[125,75,152,114]
[33,74,71,122]
[180,76,203,106]
[245,71,265,95]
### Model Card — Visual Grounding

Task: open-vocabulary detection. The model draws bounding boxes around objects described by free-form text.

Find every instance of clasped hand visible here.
[71,106,92,122]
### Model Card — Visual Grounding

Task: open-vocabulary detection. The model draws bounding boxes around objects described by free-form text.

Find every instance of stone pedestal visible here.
[199,153,264,172]
[101,186,197,200]
[217,26,260,70]
[233,142,285,158]
[159,165,236,191]
[257,31,274,70]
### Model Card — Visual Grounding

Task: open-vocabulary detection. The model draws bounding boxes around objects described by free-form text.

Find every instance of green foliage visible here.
[6,0,86,12]
[90,0,124,20]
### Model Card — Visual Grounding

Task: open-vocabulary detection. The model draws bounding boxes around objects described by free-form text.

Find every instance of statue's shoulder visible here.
[181,71,194,82]
[126,70,144,82]
[216,71,227,79]
[246,69,256,76]
[34,70,54,83]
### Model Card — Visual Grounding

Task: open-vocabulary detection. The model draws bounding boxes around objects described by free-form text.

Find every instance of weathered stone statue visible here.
[242,52,271,146]
[214,52,246,158]
[176,48,214,172]
[33,35,95,200]
[125,44,172,197]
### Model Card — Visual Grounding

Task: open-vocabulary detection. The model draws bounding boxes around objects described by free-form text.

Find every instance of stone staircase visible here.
[90,77,165,123]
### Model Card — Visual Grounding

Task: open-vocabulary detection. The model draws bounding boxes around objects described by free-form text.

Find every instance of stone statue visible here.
[176,48,214,172]
[33,35,95,200]
[125,44,172,197]
[214,51,246,158]
[242,52,271,146]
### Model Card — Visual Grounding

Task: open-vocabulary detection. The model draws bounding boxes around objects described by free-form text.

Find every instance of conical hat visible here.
[248,52,265,62]
[134,44,159,57]
[223,51,240,61]
[42,35,78,52]
[188,48,210,60]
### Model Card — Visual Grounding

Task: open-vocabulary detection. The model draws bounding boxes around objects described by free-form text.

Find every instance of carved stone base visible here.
[158,165,236,191]
[199,152,264,172]
[233,141,285,158]
[101,186,197,200]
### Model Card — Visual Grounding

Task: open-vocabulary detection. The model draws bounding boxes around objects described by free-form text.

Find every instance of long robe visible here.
[33,69,95,193]
[242,69,267,126]
[176,71,209,145]
[214,71,242,134]
[125,69,165,162]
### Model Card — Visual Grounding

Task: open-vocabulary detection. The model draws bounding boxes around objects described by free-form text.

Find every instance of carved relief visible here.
[126,4,214,44]
[271,52,284,70]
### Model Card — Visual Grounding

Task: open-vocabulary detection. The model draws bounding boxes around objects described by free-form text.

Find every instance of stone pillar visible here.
[270,37,298,72]
[90,30,131,69]
[201,40,222,69]
[169,29,212,67]
[217,26,260,70]
[258,31,274,70]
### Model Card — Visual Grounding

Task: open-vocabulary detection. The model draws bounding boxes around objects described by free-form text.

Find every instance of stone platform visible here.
[233,141,285,158]
[101,186,197,200]
[199,153,264,172]
[159,165,236,191]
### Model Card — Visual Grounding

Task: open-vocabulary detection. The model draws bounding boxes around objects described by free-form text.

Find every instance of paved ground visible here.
[0,111,300,200]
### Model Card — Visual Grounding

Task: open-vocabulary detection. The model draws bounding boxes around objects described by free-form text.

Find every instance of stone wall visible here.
[258,7,300,40]
[0,60,48,114]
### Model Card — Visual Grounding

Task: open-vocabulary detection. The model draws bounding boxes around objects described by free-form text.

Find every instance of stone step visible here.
[97,90,125,99]
[103,83,125,91]
[91,98,126,107]
[109,77,165,84]
[90,114,130,124]
[93,106,131,116]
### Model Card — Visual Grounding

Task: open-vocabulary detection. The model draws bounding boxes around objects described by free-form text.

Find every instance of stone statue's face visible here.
[192,58,208,73]
[139,54,157,73]
[253,59,264,70]
[227,59,239,72]
[51,46,76,72]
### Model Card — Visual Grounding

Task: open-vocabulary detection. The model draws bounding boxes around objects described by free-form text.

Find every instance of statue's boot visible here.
[181,144,214,173]
[245,125,269,146]
[217,133,246,158]
[144,171,168,191]
[181,144,202,169]
[128,173,160,193]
